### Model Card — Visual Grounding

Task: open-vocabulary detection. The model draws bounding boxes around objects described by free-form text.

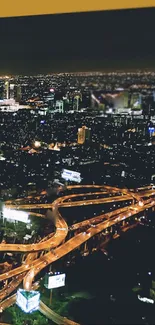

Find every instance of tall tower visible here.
[46,88,55,111]
[91,92,100,109]
[73,93,82,111]
[78,126,91,144]
[130,93,142,109]
[55,100,64,113]
[73,96,79,111]
[85,127,91,141]
[78,127,85,144]
[123,91,129,108]
[4,80,9,100]
[9,84,15,99]
[16,85,22,102]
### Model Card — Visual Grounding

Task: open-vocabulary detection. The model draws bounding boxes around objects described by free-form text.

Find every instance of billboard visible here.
[44,273,66,289]
[61,169,81,183]
[149,127,155,136]
[16,289,40,313]
[138,295,154,304]
[2,207,30,223]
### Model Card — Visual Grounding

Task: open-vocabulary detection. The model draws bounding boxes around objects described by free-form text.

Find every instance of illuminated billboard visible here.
[3,207,30,223]
[61,169,81,183]
[50,88,55,93]
[44,273,66,289]
[16,289,40,313]
[149,127,155,135]
[138,295,154,304]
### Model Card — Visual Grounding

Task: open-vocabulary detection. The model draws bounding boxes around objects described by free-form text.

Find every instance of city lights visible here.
[34,141,41,148]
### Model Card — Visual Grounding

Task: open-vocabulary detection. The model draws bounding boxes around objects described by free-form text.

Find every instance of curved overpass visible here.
[0,185,155,324]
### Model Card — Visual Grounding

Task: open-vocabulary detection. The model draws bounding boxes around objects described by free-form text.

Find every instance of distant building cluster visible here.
[0,71,155,198]
[0,73,155,118]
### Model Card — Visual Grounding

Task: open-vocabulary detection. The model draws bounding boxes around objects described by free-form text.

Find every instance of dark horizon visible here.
[1,7,155,74]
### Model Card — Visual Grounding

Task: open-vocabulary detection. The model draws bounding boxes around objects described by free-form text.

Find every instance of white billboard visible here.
[46,273,66,289]
[3,207,30,223]
[61,169,81,183]
[16,289,40,313]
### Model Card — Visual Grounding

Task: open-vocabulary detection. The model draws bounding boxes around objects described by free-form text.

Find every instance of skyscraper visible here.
[130,93,142,109]
[73,93,82,111]
[16,85,22,102]
[9,84,15,99]
[73,95,80,111]
[78,126,91,144]
[55,100,64,113]
[123,91,129,108]
[4,80,9,100]
[111,91,129,110]
[91,93,100,109]
[78,127,85,144]
[45,88,55,110]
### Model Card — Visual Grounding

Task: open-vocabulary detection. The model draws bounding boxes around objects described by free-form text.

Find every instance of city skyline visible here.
[0,7,155,74]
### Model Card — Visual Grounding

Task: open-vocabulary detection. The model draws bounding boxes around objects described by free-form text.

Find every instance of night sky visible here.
[0,7,155,74]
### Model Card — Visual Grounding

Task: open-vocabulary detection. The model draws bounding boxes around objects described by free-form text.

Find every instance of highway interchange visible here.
[0,184,155,324]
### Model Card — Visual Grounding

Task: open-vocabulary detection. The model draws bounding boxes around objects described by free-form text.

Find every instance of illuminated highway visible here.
[0,184,155,324]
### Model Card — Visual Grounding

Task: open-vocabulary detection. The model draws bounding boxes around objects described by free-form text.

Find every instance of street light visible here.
[139,201,144,207]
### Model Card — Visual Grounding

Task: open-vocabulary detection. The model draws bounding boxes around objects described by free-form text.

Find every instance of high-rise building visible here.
[16,85,22,102]
[123,91,129,108]
[73,93,82,111]
[130,93,142,109]
[91,93,100,109]
[9,84,15,99]
[45,88,55,110]
[8,84,22,102]
[111,91,129,110]
[55,100,64,113]
[78,126,91,144]
[78,127,85,144]
[73,96,79,111]
[4,80,9,100]
[85,127,91,142]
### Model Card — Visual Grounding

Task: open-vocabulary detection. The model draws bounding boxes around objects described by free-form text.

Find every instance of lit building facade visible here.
[78,126,91,144]
[130,93,142,109]
[55,100,64,113]
[4,80,9,100]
